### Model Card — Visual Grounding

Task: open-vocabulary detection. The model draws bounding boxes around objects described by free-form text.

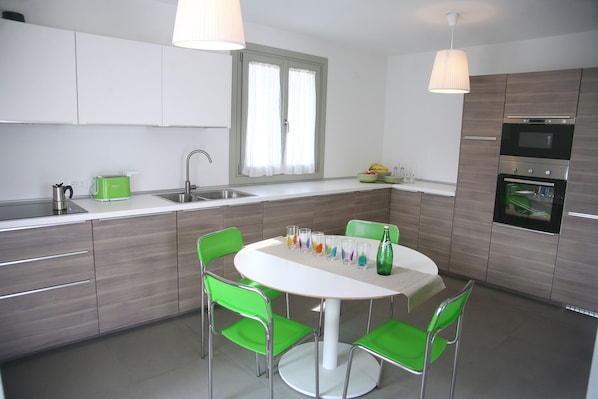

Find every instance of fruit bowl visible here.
[377,172,391,181]
[384,175,402,184]
[358,172,378,183]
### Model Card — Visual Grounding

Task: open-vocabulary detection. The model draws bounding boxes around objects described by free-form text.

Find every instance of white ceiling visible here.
[232,0,598,56]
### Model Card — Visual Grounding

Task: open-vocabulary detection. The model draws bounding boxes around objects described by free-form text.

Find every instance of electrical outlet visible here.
[69,179,88,189]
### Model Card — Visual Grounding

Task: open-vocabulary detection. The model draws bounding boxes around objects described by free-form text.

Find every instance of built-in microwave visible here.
[500,117,575,160]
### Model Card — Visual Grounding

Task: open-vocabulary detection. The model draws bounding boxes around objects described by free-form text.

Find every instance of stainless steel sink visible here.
[157,193,205,203]
[196,189,253,200]
[156,189,254,203]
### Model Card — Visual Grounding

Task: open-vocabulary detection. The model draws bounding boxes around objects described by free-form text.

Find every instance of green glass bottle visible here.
[376,225,393,275]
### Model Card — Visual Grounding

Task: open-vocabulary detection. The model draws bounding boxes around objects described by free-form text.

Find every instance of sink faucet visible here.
[185,149,213,194]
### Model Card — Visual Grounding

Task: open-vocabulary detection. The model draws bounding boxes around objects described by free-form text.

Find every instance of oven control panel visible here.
[498,156,569,180]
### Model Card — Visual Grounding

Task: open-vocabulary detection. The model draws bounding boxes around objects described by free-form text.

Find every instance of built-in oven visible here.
[501,117,575,160]
[494,156,568,233]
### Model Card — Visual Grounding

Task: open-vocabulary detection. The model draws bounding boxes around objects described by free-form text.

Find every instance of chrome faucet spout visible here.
[185,149,213,194]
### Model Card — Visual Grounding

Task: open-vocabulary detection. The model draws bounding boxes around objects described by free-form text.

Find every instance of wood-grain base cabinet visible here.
[93,213,178,333]
[0,222,98,362]
[390,190,454,271]
[176,207,225,313]
[487,224,558,299]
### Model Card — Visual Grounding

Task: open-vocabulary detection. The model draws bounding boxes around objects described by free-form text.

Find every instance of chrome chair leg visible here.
[366,299,374,333]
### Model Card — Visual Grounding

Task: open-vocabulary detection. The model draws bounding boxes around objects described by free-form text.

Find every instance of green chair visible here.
[345,219,400,333]
[197,227,289,359]
[342,280,474,399]
[204,270,320,399]
[345,219,400,244]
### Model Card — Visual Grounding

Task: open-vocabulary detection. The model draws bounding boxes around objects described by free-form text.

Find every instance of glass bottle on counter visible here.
[376,225,393,275]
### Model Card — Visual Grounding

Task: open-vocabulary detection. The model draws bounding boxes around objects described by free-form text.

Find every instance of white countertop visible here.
[0,178,455,230]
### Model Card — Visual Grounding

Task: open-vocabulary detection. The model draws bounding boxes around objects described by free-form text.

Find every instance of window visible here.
[230,44,327,184]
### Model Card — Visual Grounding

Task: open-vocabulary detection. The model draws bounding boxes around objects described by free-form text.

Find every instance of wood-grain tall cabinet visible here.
[552,67,598,313]
[449,74,506,280]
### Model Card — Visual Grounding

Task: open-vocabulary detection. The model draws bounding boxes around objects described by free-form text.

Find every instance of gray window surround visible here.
[229,43,328,185]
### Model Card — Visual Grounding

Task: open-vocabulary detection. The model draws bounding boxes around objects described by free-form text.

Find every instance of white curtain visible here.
[243,62,316,177]
[284,68,316,174]
[242,62,282,177]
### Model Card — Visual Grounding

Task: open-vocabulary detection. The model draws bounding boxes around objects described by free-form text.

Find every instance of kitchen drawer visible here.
[0,279,99,362]
[0,221,93,263]
[0,250,94,296]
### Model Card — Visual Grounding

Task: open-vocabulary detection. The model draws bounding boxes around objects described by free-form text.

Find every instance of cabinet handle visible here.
[0,250,89,268]
[493,222,556,236]
[96,211,175,221]
[0,279,91,300]
[463,136,498,141]
[568,212,598,220]
[0,220,89,233]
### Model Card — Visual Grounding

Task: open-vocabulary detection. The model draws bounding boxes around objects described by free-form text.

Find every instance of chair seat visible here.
[222,314,314,357]
[355,319,447,372]
[238,277,284,301]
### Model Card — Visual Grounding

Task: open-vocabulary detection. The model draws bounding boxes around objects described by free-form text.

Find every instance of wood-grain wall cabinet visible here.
[552,67,598,312]
[93,213,178,333]
[487,224,558,298]
[449,74,506,280]
[504,69,581,117]
[176,207,225,312]
[0,222,98,362]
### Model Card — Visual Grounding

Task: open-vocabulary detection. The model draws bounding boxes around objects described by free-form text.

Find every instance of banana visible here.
[369,163,389,173]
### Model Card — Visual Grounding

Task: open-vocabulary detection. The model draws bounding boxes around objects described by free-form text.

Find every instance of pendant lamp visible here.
[172,0,246,51]
[428,12,470,94]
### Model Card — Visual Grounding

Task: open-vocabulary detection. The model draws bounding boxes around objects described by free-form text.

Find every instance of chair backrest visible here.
[427,280,474,335]
[197,227,244,267]
[203,270,271,325]
[345,219,400,244]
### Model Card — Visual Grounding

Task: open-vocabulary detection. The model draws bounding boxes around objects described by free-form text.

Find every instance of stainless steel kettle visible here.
[52,183,73,211]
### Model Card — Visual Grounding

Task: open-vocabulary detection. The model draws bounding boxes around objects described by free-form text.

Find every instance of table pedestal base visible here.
[279,342,379,399]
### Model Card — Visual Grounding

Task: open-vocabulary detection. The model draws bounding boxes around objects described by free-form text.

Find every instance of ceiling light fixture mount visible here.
[428,12,470,94]
[172,0,246,51]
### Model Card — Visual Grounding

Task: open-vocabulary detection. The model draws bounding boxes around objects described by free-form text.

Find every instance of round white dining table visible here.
[234,236,444,399]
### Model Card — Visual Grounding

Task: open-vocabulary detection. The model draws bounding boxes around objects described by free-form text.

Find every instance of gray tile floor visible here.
[2,275,597,399]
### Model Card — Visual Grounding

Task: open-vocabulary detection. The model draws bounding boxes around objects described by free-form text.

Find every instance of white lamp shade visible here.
[428,49,470,94]
[172,0,246,51]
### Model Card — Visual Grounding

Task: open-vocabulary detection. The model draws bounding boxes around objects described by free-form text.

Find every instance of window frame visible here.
[229,43,328,185]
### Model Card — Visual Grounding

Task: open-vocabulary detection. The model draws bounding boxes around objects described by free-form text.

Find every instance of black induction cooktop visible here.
[0,200,88,222]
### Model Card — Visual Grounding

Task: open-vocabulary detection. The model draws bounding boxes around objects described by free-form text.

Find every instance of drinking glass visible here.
[299,227,312,253]
[311,231,325,256]
[341,238,355,265]
[356,242,370,270]
[286,225,299,249]
[325,236,338,261]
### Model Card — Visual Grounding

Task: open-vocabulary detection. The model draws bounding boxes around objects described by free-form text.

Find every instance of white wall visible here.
[0,0,388,201]
[383,30,598,184]
[1,0,597,200]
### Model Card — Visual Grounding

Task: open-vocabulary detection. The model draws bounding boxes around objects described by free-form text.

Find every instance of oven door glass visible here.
[494,175,566,233]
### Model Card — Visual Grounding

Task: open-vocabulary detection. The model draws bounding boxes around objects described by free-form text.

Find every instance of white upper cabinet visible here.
[76,32,162,125]
[0,20,77,124]
[162,46,232,127]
